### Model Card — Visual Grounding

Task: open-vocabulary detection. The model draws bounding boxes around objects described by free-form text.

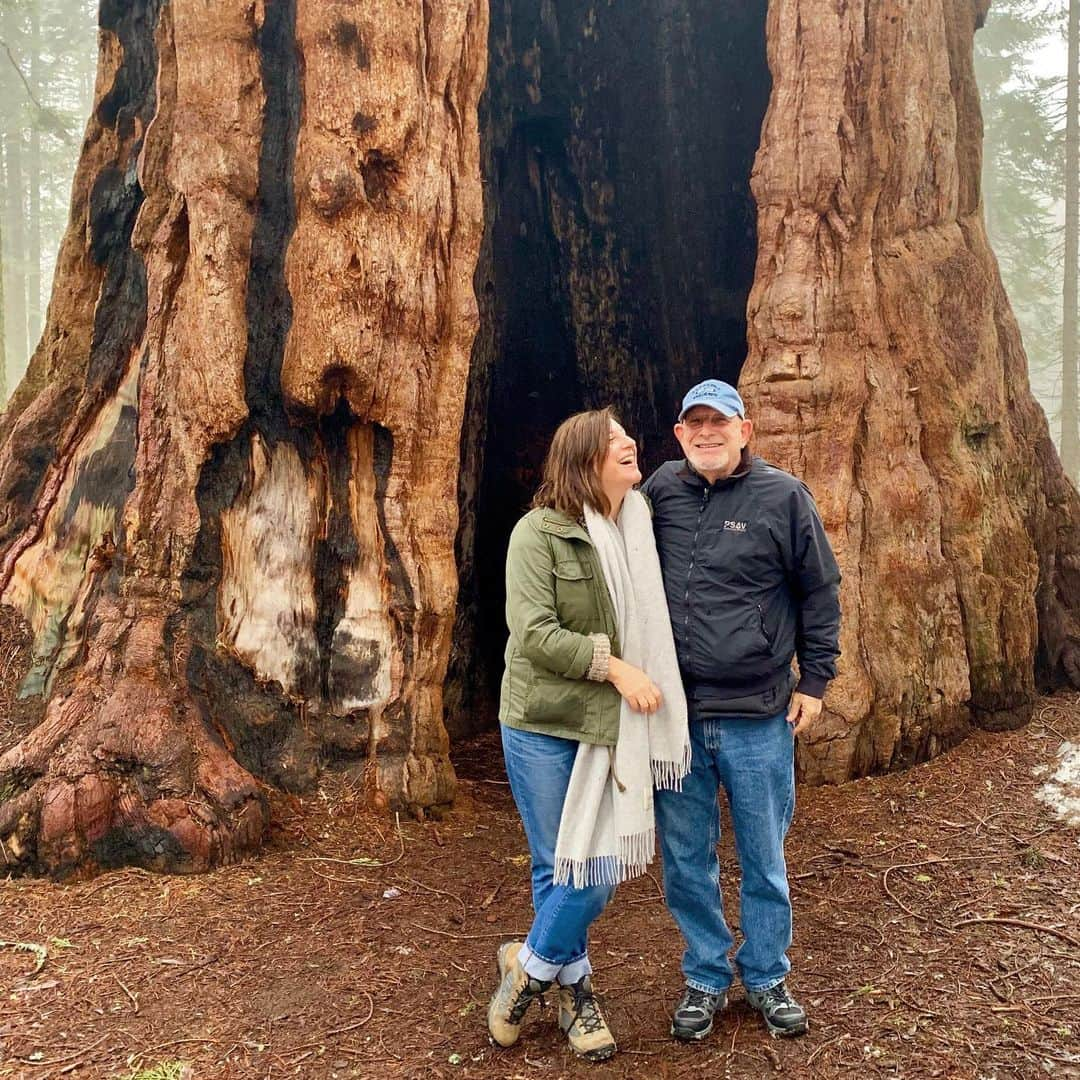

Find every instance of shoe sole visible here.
[487,944,521,1049]
[576,1044,617,1062]
[763,1018,809,1039]
[670,1019,713,1042]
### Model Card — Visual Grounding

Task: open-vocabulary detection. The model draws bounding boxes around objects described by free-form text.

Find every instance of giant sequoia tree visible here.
[0,0,1077,876]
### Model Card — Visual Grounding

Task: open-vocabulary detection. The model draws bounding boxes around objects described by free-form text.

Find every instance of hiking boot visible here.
[558,976,617,1062]
[745,981,808,1038]
[670,985,727,1041]
[487,941,551,1048]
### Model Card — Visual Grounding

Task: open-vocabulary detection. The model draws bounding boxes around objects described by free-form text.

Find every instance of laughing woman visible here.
[488,408,690,1062]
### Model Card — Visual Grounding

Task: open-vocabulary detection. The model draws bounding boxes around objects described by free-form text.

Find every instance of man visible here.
[641,378,841,1041]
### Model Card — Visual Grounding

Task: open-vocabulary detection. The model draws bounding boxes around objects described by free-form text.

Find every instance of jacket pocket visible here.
[501,648,534,719]
[699,607,774,681]
[552,558,597,631]
[525,667,591,724]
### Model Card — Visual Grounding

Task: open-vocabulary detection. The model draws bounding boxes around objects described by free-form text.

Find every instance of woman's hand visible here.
[608,657,663,714]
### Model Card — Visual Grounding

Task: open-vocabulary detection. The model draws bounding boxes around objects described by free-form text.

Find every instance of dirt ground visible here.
[2,695,1079,1080]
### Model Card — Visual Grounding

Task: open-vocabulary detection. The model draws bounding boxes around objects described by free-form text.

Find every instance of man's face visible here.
[674,405,753,482]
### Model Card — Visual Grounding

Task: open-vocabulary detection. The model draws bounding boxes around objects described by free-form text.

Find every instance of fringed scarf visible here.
[553,490,691,888]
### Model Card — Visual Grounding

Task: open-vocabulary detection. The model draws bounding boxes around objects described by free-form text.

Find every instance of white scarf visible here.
[553,490,691,888]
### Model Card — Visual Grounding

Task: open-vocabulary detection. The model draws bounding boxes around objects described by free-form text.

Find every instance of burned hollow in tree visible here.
[449,0,772,735]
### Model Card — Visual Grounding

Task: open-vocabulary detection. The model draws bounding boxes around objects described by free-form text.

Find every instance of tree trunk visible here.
[1063,0,1079,481]
[449,0,773,735]
[742,0,1080,780]
[1,0,1077,877]
[0,0,487,875]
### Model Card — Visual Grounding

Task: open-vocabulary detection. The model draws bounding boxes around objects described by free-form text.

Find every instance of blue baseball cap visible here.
[677,379,746,421]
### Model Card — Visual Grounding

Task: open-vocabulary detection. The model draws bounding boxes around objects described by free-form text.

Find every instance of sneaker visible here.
[487,941,551,1048]
[745,981,808,1038]
[670,985,727,1041]
[558,976,617,1062]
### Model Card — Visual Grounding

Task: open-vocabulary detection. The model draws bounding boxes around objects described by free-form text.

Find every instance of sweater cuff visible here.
[795,674,828,699]
[586,634,612,682]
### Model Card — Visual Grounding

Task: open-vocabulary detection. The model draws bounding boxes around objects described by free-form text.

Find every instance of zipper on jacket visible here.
[756,602,774,647]
[683,485,710,672]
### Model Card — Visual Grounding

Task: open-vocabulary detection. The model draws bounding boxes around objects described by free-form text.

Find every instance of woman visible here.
[488,408,690,1062]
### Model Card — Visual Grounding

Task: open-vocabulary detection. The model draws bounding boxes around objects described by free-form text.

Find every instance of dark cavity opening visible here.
[448,0,772,737]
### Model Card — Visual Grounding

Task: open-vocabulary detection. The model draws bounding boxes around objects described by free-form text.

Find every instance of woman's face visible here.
[599,419,641,495]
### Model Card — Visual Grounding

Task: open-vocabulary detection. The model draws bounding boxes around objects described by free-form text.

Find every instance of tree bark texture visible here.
[742,0,1080,780]
[0,0,1077,877]
[0,0,486,875]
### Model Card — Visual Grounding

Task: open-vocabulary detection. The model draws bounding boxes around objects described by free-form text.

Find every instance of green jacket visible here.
[499,507,622,745]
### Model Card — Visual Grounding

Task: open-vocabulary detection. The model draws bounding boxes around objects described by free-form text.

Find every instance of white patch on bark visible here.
[331,424,393,713]
[219,436,319,697]
[217,428,394,714]
[1034,742,1080,828]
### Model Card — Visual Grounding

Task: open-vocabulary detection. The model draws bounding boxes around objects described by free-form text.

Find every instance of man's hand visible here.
[786,692,822,736]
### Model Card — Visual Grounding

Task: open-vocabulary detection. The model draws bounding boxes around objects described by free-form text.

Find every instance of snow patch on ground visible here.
[1034,741,1080,827]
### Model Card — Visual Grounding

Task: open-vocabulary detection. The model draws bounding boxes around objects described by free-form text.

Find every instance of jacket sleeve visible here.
[788,485,842,698]
[505,517,598,680]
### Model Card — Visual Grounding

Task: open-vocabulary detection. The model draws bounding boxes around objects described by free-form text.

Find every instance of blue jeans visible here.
[654,712,795,994]
[501,724,615,985]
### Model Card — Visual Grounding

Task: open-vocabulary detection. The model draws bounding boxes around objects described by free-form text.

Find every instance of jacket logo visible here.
[723,520,748,532]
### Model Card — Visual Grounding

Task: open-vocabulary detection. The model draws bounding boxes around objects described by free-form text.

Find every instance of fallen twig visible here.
[402,874,467,921]
[880,865,927,921]
[480,874,509,910]
[953,916,1080,950]
[111,972,138,1014]
[299,811,406,869]
[806,1033,850,1067]
[16,1034,109,1068]
[325,993,375,1035]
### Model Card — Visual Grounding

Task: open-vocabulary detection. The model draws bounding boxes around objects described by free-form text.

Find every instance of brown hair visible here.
[532,408,616,520]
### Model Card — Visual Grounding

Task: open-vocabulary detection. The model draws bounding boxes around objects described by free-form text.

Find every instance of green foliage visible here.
[975,1,1067,441]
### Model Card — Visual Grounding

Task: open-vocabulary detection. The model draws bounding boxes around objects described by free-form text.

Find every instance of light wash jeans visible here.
[501,724,615,985]
[654,711,796,994]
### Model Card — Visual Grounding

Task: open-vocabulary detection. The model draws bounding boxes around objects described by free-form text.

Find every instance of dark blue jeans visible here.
[654,712,796,994]
[501,724,615,984]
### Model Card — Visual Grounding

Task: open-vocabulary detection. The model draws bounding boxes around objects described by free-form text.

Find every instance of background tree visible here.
[1064,0,1079,477]
[0,0,96,396]
[975,1,1065,444]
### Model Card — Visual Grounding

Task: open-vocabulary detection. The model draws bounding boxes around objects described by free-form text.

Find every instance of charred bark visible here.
[448,0,771,734]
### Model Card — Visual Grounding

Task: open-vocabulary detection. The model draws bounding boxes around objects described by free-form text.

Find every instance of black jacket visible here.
[642,451,841,717]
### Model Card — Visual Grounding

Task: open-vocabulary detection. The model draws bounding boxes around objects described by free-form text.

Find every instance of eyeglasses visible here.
[679,413,741,431]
